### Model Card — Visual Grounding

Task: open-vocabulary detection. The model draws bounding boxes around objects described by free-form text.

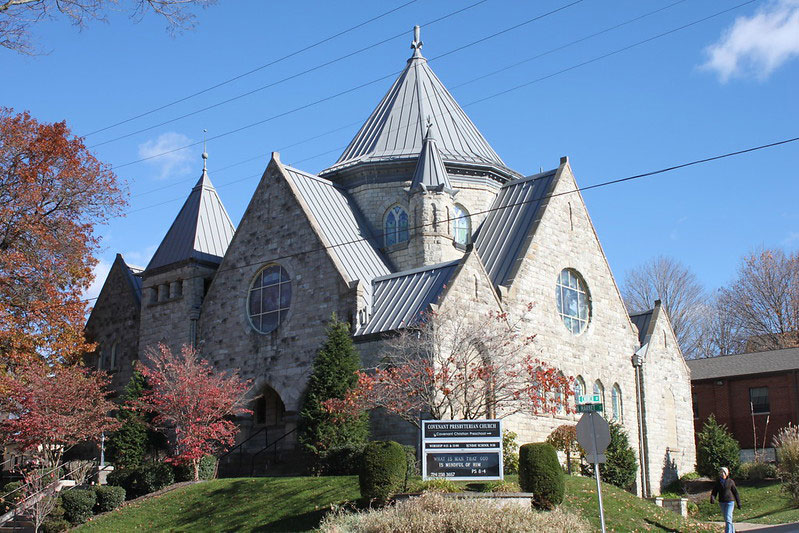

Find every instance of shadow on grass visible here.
[643,518,679,532]
[253,508,330,532]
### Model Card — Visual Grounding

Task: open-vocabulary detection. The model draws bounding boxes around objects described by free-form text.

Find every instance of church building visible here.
[85,27,694,495]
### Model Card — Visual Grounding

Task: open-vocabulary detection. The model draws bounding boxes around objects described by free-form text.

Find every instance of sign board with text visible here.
[422,420,503,481]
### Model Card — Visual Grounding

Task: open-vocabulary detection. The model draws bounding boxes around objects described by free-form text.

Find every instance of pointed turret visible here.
[410,119,455,195]
[146,152,236,272]
[320,26,515,179]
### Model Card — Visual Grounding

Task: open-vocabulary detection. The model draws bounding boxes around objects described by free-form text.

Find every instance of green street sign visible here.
[577,403,604,413]
[577,394,602,405]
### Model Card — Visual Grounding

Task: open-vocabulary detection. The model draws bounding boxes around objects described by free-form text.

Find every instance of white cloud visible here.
[123,244,158,269]
[138,132,194,180]
[85,258,112,303]
[701,0,799,82]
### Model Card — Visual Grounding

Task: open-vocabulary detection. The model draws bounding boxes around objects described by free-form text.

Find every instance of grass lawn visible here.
[693,480,799,525]
[77,474,727,532]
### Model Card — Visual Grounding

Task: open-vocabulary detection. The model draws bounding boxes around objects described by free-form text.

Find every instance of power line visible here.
[82,0,423,138]
[87,0,495,147]
[129,0,692,200]
[107,0,586,170]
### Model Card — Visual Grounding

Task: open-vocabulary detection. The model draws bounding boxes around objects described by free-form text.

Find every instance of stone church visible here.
[85,28,694,495]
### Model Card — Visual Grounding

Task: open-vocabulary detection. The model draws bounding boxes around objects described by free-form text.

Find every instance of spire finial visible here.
[201,129,208,172]
[411,25,423,58]
[425,116,435,139]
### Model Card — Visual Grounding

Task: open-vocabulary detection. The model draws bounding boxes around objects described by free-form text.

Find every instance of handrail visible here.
[249,427,297,476]
[0,461,89,526]
[218,426,267,461]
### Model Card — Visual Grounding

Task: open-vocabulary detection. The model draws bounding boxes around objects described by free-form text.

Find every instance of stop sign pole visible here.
[576,406,610,533]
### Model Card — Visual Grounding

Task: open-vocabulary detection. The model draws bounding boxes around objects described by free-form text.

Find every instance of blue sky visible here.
[2,0,798,301]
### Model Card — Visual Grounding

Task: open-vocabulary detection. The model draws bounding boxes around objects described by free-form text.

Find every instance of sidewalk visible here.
[713,522,799,532]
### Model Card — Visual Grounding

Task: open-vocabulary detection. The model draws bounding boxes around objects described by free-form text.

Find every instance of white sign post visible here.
[576,410,611,533]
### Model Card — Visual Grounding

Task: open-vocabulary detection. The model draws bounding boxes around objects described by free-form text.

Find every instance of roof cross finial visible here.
[411,25,423,58]
[202,129,208,172]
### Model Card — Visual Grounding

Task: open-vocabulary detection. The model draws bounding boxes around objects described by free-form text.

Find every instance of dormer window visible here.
[384,206,409,247]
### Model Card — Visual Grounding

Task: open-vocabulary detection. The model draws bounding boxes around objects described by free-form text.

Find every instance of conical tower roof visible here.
[321,26,513,177]
[146,153,236,271]
[410,120,454,194]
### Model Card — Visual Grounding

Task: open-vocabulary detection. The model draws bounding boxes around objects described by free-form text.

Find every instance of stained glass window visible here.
[249,265,291,333]
[556,269,590,334]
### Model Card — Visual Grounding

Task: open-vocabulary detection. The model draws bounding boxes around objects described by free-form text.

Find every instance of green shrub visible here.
[402,445,419,480]
[106,462,174,499]
[739,461,778,481]
[696,414,740,477]
[409,479,461,493]
[681,471,700,481]
[519,442,564,509]
[1,481,22,513]
[503,430,520,475]
[594,422,638,492]
[173,455,217,481]
[61,488,96,525]
[41,518,71,533]
[480,480,521,493]
[93,485,126,513]
[310,445,365,476]
[359,440,407,502]
[687,501,699,517]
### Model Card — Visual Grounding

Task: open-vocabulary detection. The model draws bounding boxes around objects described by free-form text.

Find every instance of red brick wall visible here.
[692,371,799,449]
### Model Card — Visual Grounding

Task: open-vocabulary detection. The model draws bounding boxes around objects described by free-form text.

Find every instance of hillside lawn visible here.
[75,474,766,532]
[692,479,799,525]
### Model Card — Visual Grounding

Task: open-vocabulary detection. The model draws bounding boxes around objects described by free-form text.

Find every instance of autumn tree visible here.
[325,305,573,428]
[0,360,119,468]
[546,425,585,474]
[135,344,251,481]
[621,255,706,358]
[719,248,799,352]
[0,0,216,54]
[0,108,125,366]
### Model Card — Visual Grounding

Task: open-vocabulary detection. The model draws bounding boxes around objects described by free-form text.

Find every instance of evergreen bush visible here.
[93,485,126,513]
[315,445,365,476]
[503,430,520,475]
[403,444,419,479]
[696,415,741,477]
[299,316,369,469]
[41,518,71,533]
[61,488,96,525]
[0,481,22,513]
[106,462,174,499]
[173,455,217,481]
[583,422,638,491]
[359,440,407,503]
[519,442,564,509]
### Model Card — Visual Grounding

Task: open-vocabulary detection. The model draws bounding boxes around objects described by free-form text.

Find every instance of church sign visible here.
[422,420,503,481]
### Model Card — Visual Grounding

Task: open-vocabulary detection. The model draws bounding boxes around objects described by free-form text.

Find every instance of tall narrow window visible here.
[574,375,586,405]
[594,380,605,414]
[248,264,292,334]
[611,383,622,421]
[453,204,471,246]
[110,342,118,370]
[384,206,409,246]
[749,387,770,414]
[556,269,590,334]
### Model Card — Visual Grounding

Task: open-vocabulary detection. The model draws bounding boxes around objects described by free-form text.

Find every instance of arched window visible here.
[452,204,470,246]
[593,380,605,414]
[556,269,591,334]
[611,383,622,421]
[110,342,118,370]
[555,371,566,414]
[574,375,586,405]
[384,206,409,247]
[248,264,291,334]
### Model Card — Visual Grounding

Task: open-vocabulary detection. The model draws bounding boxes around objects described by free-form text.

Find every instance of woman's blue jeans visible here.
[720,501,735,533]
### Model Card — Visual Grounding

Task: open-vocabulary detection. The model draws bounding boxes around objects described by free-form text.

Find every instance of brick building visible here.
[85,27,695,495]
[687,347,799,453]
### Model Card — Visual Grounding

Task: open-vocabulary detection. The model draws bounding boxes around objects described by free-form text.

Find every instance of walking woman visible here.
[710,466,741,533]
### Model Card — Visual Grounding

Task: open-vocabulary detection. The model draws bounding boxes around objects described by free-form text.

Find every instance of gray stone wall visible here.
[84,256,141,394]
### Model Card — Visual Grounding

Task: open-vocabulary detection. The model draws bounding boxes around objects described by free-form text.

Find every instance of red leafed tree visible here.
[325,304,573,428]
[0,360,120,468]
[135,344,251,481]
[0,108,126,366]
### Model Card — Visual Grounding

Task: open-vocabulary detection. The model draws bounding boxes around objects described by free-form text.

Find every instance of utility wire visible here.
[130,0,691,199]
[82,0,422,138]
[87,0,494,147]
[107,0,586,170]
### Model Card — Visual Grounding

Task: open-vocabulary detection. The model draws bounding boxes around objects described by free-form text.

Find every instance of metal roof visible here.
[321,30,512,177]
[686,347,799,380]
[146,168,236,271]
[474,170,558,287]
[629,310,654,345]
[356,260,459,336]
[281,165,390,305]
[123,258,143,303]
[410,122,454,193]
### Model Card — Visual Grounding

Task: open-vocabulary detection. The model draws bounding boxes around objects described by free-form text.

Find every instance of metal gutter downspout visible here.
[633,343,651,497]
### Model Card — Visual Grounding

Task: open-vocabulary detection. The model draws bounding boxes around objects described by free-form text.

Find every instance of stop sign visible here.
[576,412,611,463]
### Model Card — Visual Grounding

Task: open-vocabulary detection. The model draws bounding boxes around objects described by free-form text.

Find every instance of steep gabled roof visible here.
[474,169,558,287]
[321,28,512,177]
[280,164,391,306]
[357,260,459,336]
[146,162,236,272]
[686,347,799,380]
[410,122,454,194]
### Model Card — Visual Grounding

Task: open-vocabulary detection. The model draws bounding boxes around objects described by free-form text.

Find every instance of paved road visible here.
[718,522,799,532]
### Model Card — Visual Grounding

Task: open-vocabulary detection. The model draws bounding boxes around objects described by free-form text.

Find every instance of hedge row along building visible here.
[85,28,695,495]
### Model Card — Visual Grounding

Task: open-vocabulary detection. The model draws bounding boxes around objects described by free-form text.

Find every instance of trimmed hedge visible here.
[94,485,126,513]
[359,440,407,502]
[519,442,565,509]
[41,518,71,533]
[61,488,97,525]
